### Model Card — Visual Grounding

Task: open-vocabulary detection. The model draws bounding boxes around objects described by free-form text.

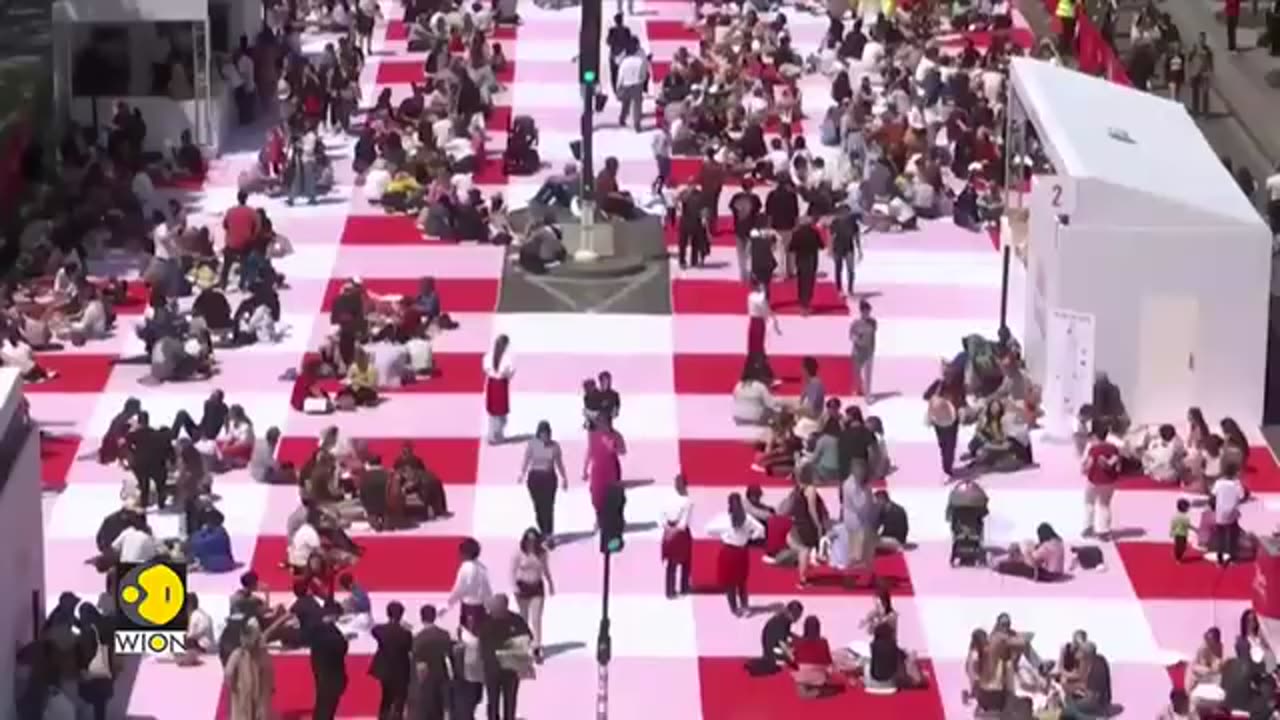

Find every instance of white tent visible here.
[1006,57,1271,430]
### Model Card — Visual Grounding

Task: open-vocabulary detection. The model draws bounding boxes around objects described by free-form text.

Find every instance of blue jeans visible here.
[288,161,317,204]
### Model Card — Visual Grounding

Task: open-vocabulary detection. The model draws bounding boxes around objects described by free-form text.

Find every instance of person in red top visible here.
[1225,0,1241,52]
[220,190,261,288]
[1081,421,1120,540]
[789,615,835,696]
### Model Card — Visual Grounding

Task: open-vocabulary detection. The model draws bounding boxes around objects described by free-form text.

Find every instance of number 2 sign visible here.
[1042,175,1077,215]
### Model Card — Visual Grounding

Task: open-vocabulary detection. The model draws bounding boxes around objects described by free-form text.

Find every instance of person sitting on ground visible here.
[216,404,256,470]
[1143,423,1187,484]
[1186,626,1227,707]
[994,522,1066,582]
[517,214,568,274]
[866,621,928,690]
[785,615,836,698]
[874,490,909,552]
[394,440,450,520]
[337,348,380,409]
[754,412,802,477]
[189,512,236,573]
[733,364,780,426]
[250,427,291,484]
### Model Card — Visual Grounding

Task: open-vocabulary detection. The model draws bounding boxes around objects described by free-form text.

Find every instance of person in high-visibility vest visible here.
[1056,0,1077,57]
[1054,0,1075,56]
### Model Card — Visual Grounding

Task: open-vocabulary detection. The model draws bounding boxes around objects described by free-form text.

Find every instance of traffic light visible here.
[599,483,626,554]
[579,0,602,86]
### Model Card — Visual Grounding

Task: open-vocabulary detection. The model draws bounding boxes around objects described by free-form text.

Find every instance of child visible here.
[1170,498,1192,562]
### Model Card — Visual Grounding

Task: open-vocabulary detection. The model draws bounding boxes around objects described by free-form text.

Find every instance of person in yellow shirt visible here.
[1056,0,1077,56]
[341,348,380,407]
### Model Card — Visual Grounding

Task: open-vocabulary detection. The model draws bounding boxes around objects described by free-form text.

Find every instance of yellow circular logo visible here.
[117,562,185,627]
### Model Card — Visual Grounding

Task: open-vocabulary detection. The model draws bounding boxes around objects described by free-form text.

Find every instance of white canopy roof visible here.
[1009,57,1260,227]
[53,0,208,24]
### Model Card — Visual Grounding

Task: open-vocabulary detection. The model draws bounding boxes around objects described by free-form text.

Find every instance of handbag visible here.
[303,396,333,414]
[84,629,112,680]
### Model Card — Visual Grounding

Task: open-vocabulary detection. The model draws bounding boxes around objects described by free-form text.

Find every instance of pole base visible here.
[574,248,601,263]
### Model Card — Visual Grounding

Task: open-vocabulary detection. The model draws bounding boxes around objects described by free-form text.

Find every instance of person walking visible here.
[651,124,672,194]
[511,529,555,662]
[224,618,274,720]
[924,363,965,481]
[1226,0,1242,51]
[697,150,727,234]
[676,184,709,269]
[829,204,862,296]
[584,421,627,526]
[483,335,515,445]
[615,42,646,132]
[661,474,694,598]
[765,179,800,278]
[606,14,633,92]
[1081,422,1120,541]
[1188,33,1214,117]
[790,218,824,315]
[730,182,764,282]
[310,606,350,720]
[477,595,533,720]
[410,605,452,720]
[849,300,878,401]
[370,601,413,720]
[517,421,568,546]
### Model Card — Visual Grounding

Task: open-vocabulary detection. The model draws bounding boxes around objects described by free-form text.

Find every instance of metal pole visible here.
[999,245,1011,333]
[595,551,612,720]
[576,82,599,262]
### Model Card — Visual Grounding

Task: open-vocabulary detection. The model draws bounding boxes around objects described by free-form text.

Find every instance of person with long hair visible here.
[483,334,514,444]
[1237,608,1277,673]
[511,528,555,663]
[718,492,764,617]
[517,421,568,545]
[224,618,275,720]
[583,419,627,524]
[661,473,694,598]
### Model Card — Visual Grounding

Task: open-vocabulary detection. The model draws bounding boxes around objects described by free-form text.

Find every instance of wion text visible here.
[113,630,188,656]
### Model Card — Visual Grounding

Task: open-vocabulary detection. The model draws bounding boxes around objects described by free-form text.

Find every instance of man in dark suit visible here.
[476,594,532,720]
[370,601,413,720]
[412,604,453,720]
[309,605,349,720]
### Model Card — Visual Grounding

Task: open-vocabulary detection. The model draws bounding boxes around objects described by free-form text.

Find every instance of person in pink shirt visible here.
[583,419,626,524]
[995,523,1066,581]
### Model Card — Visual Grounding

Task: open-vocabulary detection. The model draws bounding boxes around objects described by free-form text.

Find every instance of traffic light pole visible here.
[576,81,599,263]
[595,550,613,720]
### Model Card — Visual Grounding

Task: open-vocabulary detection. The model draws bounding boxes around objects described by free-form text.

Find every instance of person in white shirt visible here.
[1211,466,1245,566]
[615,49,647,132]
[62,285,110,344]
[652,126,672,192]
[112,518,160,564]
[288,512,324,570]
[733,374,778,425]
[446,537,494,631]
[661,474,694,597]
[184,592,216,654]
[1142,424,1186,484]
[217,405,256,469]
[717,493,765,617]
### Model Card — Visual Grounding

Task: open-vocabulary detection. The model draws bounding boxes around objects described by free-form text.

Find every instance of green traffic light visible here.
[583,70,597,84]
[606,537,624,553]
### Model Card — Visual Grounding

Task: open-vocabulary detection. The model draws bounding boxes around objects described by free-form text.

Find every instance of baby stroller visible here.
[503,115,541,175]
[947,487,989,567]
